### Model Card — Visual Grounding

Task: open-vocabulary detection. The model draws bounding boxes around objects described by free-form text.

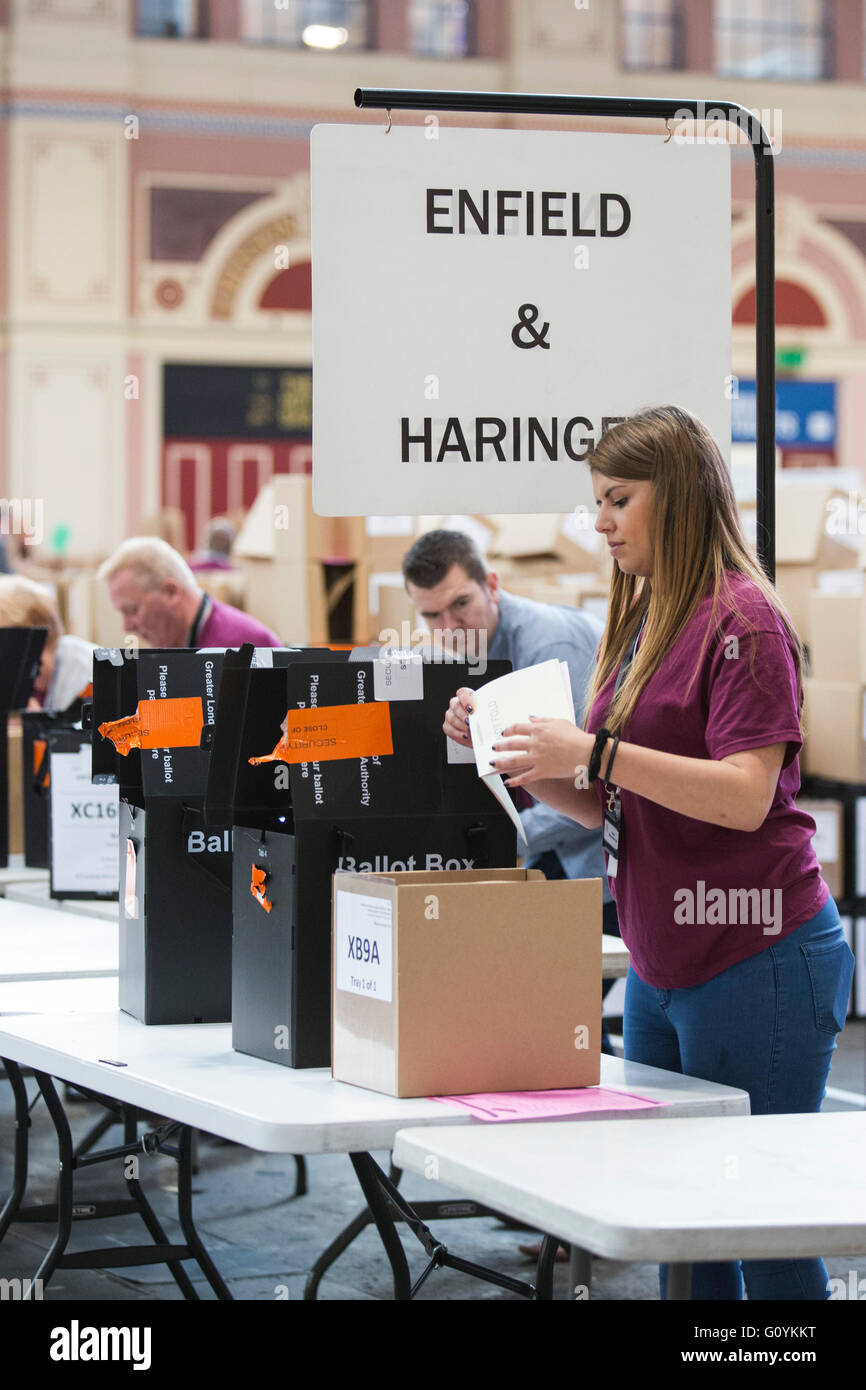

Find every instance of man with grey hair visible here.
[99,537,280,648]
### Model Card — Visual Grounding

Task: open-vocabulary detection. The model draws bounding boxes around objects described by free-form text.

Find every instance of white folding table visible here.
[0,1004,748,1300]
[0,857,49,895]
[0,897,118,982]
[393,1112,866,1299]
[1,975,119,1014]
[4,880,119,922]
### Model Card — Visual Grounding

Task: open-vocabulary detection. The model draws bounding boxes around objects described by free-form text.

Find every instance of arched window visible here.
[733,280,828,328]
[258,263,313,312]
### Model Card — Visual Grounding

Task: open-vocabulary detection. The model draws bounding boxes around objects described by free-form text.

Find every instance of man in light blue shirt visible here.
[402,530,620,1051]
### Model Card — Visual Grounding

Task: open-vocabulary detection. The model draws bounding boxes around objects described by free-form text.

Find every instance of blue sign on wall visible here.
[731,380,836,447]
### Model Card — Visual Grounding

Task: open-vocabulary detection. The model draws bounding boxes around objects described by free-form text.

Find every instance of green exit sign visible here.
[776,347,806,369]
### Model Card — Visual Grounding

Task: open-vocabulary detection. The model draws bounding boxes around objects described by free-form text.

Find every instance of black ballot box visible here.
[0,627,47,867]
[119,799,233,1025]
[214,651,517,1069]
[92,645,236,1024]
[232,812,515,1068]
[93,644,342,1025]
[21,710,52,868]
[22,694,92,870]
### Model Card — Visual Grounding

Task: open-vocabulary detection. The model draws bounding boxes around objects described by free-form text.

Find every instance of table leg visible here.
[30,1070,76,1290]
[120,1107,199,1301]
[535,1236,559,1300]
[294,1155,308,1197]
[304,1205,373,1300]
[19,1071,231,1300]
[171,1125,233,1301]
[666,1263,693,1300]
[349,1152,412,1300]
[0,1059,32,1242]
[569,1245,593,1300]
[347,1153,541,1301]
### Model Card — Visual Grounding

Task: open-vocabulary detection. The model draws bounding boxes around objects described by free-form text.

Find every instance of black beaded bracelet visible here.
[588,727,612,784]
[603,734,621,785]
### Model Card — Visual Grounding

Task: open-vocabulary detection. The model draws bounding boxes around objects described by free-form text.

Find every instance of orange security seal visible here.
[249,702,393,766]
[98,697,205,756]
[250,864,272,914]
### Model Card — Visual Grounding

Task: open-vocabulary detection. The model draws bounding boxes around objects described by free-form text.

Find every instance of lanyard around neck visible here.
[612,609,648,701]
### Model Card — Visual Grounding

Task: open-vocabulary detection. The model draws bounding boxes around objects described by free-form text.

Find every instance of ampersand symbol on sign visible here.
[511,303,550,350]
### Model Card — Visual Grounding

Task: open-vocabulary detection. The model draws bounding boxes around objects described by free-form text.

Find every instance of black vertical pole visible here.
[353,89,775,581]
[0,711,8,868]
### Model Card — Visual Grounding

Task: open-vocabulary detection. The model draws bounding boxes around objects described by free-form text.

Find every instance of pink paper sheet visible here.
[429,1087,670,1122]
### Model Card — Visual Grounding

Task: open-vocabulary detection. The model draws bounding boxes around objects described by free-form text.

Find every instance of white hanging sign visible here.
[311,124,731,515]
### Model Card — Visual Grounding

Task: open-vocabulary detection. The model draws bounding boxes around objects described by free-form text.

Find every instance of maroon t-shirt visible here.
[587,572,828,988]
[196,597,281,648]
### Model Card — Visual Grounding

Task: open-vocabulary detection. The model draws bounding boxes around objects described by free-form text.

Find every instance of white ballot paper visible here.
[467,661,576,846]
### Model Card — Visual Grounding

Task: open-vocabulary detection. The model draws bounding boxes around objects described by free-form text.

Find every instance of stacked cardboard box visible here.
[773,477,861,646]
[234,477,367,644]
[803,586,866,783]
[487,511,611,621]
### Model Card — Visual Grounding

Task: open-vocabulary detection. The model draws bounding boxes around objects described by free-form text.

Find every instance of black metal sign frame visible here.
[354,87,775,580]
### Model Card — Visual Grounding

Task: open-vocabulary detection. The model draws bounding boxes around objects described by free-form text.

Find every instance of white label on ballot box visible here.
[373,651,424,701]
[50,745,119,894]
[335,891,393,1002]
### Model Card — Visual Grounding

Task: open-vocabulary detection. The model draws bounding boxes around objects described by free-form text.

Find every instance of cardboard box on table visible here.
[332,869,602,1098]
[91,645,240,1024]
[213,651,517,1069]
[803,677,866,783]
[796,797,844,900]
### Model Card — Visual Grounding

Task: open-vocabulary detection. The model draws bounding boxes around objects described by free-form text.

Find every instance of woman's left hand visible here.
[490,718,595,788]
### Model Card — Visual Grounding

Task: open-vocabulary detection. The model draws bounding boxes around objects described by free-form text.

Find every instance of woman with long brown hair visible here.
[444,404,854,1301]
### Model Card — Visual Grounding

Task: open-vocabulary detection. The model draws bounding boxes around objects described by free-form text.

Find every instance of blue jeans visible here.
[623,895,855,1300]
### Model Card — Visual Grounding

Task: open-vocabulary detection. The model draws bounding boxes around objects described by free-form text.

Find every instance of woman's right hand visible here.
[443,686,476,746]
